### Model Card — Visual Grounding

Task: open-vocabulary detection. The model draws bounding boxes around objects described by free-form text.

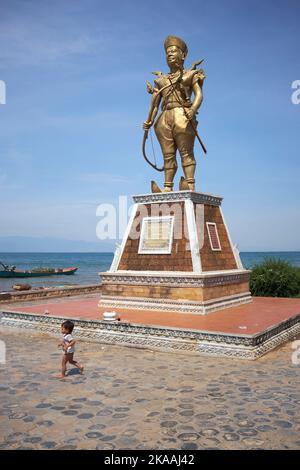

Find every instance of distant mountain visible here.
[0,236,115,252]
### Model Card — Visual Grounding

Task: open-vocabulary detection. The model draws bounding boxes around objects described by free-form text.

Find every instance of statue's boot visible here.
[151,180,162,193]
[162,182,173,192]
[186,179,195,191]
[179,176,190,191]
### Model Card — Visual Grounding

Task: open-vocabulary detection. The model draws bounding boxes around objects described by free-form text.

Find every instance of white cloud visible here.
[79,173,130,184]
[0,1,153,70]
[0,108,137,137]
[0,6,107,68]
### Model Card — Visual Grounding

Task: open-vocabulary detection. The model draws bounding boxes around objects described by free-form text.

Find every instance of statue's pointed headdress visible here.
[164,35,188,55]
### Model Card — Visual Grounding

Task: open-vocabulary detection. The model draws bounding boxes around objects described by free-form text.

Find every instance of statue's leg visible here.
[154,111,177,191]
[163,153,177,191]
[179,148,196,191]
[174,109,197,191]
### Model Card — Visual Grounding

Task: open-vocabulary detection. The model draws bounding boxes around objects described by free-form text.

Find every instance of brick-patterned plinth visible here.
[99,191,252,315]
[99,271,252,314]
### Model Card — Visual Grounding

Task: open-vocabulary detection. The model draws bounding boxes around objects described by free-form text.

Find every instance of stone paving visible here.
[0,326,300,450]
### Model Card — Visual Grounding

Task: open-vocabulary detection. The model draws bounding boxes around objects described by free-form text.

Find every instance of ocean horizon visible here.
[1,251,300,293]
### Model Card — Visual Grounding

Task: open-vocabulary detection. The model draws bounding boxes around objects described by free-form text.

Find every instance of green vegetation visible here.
[250,257,300,298]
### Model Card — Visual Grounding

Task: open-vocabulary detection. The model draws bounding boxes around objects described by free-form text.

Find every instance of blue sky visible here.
[0,0,299,251]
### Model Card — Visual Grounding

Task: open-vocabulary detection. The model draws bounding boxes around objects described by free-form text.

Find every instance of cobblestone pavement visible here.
[0,326,300,450]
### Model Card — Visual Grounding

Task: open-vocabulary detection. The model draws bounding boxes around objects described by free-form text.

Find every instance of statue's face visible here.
[166,45,185,68]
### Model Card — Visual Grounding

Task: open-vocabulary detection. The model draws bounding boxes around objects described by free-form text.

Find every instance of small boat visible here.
[0,261,78,278]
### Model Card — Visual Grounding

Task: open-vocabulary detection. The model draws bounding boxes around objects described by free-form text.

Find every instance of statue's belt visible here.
[162,102,192,111]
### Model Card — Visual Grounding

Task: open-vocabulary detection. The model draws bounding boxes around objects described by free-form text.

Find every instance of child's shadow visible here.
[67,369,82,376]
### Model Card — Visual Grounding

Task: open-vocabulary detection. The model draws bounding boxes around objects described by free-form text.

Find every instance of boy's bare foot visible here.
[56,374,66,379]
[80,366,84,375]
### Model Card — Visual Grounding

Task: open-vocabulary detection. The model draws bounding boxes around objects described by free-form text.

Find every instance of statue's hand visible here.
[143,120,152,130]
[185,108,196,121]
[198,69,206,82]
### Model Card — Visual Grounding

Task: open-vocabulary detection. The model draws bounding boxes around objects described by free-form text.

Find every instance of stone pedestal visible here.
[99,191,252,314]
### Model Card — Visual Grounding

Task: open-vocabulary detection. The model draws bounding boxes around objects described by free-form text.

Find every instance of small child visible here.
[57,320,84,378]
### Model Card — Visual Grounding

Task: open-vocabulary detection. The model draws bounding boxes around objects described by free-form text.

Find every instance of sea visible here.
[0,251,300,293]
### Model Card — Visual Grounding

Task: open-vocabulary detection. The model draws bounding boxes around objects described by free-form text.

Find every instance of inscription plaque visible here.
[138,216,174,254]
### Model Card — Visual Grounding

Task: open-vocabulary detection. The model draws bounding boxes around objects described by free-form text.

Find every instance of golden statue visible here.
[143,35,206,192]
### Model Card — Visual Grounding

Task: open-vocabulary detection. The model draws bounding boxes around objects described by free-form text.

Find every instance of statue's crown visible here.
[164,35,188,55]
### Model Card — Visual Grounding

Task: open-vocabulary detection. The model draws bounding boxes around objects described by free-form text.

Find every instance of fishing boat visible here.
[0,261,78,278]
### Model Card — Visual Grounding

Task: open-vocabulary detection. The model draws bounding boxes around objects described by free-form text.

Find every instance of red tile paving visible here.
[4,296,300,336]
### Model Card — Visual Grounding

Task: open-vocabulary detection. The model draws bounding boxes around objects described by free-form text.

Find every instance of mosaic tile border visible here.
[1,309,300,360]
[132,191,223,206]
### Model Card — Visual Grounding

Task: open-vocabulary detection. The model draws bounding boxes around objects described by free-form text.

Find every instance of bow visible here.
[142,128,164,172]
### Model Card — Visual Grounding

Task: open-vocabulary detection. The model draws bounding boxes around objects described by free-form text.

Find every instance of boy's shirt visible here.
[63,333,75,353]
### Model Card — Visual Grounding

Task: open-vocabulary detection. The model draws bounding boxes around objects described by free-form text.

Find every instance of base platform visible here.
[99,190,252,315]
[1,296,300,360]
